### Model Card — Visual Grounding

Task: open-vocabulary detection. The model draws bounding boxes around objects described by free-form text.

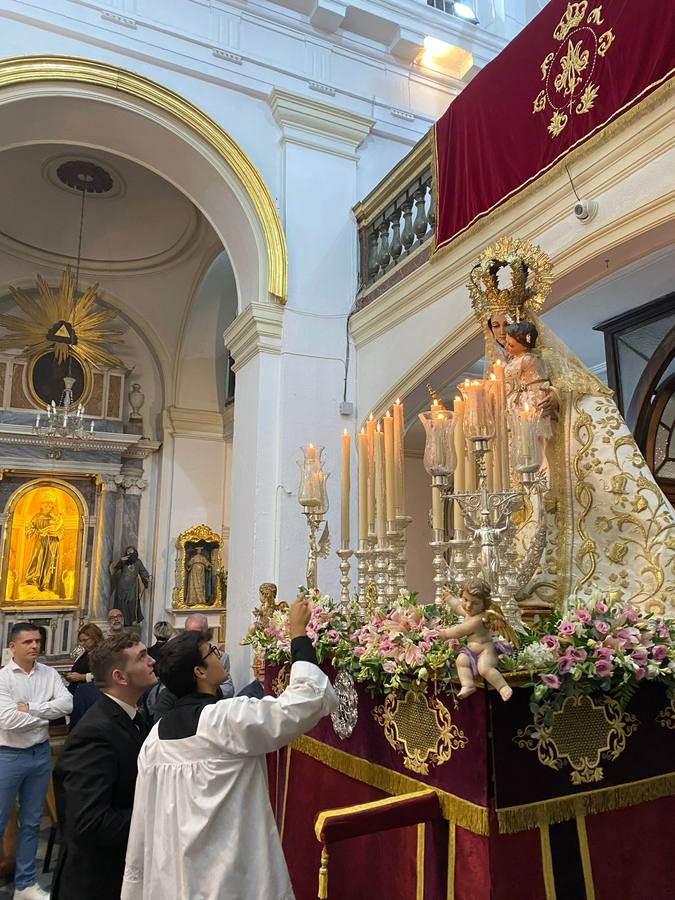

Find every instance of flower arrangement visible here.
[515,594,675,717]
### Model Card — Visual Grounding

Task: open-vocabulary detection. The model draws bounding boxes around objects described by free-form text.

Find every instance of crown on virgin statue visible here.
[467,237,554,326]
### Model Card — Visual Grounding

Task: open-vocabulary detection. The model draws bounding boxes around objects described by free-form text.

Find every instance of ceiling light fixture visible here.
[451,2,479,24]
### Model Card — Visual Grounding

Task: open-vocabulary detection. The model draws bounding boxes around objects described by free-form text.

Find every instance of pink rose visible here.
[571,648,587,662]
[327,629,340,643]
[595,659,613,678]
[594,620,610,635]
[625,607,640,623]
[559,620,576,636]
[382,660,397,674]
[542,635,560,651]
[652,645,668,661]
[595,602,609,614]
[574,609,591,623]
[557,655,574,674]
[540,674,560,689]
[594,646,613,660]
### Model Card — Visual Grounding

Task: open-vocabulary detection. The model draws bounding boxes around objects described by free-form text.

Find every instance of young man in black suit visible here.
[51,633,156,900]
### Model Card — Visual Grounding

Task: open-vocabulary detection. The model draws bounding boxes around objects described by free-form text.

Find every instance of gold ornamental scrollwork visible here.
[172,524,224,610]
[373,688,467,775]
[656,697,675,730]
[514,693,638,785]
[271,664,290,697]
[533,3,615,139]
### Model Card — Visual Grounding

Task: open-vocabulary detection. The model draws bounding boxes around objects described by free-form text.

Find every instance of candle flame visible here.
[360,427,365,435]
[343,429,348,436]
[436,413,445,421]
[395,397,401,405]
[376,422,381,433]
[386,409,391,417]
[455,396,461,402]
[489,373,496,381]
[369,412,374,421]
[523,402,530,412]
[495,358,503,367]
[309,443,314,449]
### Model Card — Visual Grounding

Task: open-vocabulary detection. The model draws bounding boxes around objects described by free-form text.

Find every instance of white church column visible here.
[268,90,374,606]
[223,302,284,689]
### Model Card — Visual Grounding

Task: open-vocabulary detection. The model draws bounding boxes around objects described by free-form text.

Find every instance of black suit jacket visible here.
[51,694,148,900]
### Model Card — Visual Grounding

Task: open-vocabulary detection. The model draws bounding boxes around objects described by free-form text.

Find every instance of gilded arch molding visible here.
[0,55,288,303]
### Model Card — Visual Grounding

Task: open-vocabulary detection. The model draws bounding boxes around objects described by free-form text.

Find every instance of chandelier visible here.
[33,376,94,441]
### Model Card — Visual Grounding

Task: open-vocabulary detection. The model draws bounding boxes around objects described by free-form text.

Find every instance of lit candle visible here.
[452,396,465,531]
[493,359,510,488]
[393,399,404,516]
[306,443,317,462]
[374,423,386,544]
[90,420,95,434]
[358,428,368,542]
[341,429,351,549]
[366,413,376,532]
[35,414,41,429]
[432,412,446,532]
[383,410,395,522]
[489,373,502,492]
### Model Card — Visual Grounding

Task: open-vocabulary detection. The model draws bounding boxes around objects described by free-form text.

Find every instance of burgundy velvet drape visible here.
[434,0,675,249]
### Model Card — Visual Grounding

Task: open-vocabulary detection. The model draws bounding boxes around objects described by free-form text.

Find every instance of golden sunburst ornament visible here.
[0,269,122,369]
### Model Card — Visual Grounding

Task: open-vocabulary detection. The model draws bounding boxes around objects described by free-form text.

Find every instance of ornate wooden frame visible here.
[171,524,225,610]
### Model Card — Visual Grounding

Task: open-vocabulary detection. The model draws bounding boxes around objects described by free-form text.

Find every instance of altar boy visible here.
[121,594,336,900]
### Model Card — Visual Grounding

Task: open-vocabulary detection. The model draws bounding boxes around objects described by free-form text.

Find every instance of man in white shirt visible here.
[121,593,337,900]
[0,622,73,900]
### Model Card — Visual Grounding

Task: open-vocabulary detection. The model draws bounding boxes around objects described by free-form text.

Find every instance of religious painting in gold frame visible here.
[172,524,225,610]
[26,350,92,409]
[0,480,86,608]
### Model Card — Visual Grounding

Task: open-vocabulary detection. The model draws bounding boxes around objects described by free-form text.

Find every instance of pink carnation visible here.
[574,609,591,623]
[540,674,560,689]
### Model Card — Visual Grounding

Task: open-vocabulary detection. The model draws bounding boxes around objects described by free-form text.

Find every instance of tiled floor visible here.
[0,818,55,899]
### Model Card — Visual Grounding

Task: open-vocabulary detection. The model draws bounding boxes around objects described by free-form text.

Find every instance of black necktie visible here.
[132,712,145,736]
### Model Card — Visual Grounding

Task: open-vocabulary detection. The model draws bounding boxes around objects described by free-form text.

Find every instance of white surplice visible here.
[121,661,337,900]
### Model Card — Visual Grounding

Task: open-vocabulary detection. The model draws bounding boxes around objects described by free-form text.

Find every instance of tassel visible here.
[318,846,329,899]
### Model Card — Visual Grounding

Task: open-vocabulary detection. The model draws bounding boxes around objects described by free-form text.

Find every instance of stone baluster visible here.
[389,207,403,268]
[377,218,391,273]
[426,178,436,231]
[400,197,415,256]
[413,185,429,245]
[367,230,379,283]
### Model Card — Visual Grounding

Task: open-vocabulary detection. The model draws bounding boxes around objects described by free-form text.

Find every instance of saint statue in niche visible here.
[186,547,212,607]
[23,492,64,594]
[109,546,149,626]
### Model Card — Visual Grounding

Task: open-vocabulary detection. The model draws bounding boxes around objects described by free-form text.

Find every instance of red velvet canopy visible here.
[434,0,675,250]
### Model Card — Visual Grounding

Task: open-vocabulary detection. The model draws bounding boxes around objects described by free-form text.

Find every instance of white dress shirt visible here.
[0,659,73,748]
[103,692,138,719]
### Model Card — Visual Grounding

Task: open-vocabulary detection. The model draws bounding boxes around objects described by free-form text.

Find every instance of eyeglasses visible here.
[200,644,222,664]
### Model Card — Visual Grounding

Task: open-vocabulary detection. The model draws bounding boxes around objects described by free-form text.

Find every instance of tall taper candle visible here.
[494,359,509,488]
[452,396,465,531]
[374,423,386,544]
[366,413,376,531]
[383,410,395,521]
[393,398,404,515]
[341,429,351,549]
[358,429,368,541]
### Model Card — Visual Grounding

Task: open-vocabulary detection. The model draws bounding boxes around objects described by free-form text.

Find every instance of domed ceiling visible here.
[0,144,201,270]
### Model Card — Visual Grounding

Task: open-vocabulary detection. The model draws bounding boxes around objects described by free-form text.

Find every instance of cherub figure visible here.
[439,578,516,702]
[252,582,287,627]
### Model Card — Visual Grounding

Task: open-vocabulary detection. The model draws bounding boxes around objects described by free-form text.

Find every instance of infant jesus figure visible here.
[439,578,517,702]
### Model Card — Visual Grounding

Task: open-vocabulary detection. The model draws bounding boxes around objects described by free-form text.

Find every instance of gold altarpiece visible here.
[1,479,86,609]
[172,524,225,611]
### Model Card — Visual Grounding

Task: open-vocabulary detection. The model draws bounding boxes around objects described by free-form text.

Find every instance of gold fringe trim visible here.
[497,772,675,834]
[432,71,674,258]
[291,735,490,836]
[318,846,329,900]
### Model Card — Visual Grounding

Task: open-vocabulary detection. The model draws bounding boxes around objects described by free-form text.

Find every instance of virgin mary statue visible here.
[468,238,674,616]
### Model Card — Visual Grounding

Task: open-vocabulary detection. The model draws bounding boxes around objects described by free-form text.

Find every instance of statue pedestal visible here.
[267,668,675,900]
[166,607,227,642]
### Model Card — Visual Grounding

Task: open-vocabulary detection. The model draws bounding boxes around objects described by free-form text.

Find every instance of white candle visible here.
[393,398,404,516]
[383,410,395,522]
[452,396,465,531]
[90,419,95,434]
[358,429,368,542]
[374,423,386,544]
[489,373,502,492]
[494,359,510,488]
[341,429,350,549]
[366,413,376,532]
